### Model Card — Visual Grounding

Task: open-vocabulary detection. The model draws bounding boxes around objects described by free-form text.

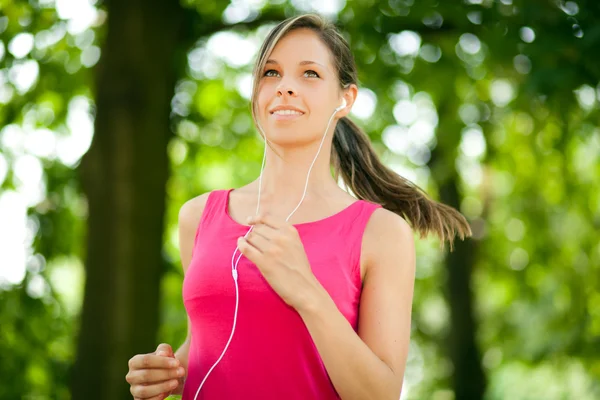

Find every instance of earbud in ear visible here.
[336,98,347,112]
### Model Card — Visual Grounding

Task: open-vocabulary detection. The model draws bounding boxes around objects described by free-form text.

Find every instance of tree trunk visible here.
[74,0,190,398]
[439,180,487,400]
[432,100,487,400]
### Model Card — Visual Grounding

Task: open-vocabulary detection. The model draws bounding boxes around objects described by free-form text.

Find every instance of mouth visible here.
[270,110,305,121]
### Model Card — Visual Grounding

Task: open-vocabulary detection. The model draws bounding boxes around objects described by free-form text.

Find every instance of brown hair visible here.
[250,14,471,250]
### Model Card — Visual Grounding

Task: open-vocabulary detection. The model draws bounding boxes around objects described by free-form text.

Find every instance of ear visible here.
[337,84,358,118]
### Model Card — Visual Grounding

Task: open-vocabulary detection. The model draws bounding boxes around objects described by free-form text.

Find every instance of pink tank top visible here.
[182,189,382,399]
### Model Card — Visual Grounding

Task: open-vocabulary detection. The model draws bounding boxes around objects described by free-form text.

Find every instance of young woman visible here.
[126,13,470,400]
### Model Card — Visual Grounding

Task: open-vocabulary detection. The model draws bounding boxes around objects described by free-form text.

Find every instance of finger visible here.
[155,343,173,357]
[126,366,185,384]
[248,213,282,229]
[251,223,277,240]
[246,230,270,252]
[147,395,169,400]
[238,237,262,265]
[129,354,179,370]
[130,379,179,399]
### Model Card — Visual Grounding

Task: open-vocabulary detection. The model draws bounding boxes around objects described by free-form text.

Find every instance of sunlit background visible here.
[1,0,599,399]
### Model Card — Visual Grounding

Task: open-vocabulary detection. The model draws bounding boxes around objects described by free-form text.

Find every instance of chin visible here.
[265,131,322,149]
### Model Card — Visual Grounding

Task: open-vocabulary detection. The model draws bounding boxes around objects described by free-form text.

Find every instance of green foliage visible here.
[1,0,599,399]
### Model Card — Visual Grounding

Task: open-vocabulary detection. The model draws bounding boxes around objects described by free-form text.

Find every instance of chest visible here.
[183,224,363,328]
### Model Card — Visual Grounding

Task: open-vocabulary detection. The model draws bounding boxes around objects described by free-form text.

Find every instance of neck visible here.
[254,141,339,206]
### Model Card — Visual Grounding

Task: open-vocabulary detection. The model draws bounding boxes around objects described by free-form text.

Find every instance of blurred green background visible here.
[0,0,599,399]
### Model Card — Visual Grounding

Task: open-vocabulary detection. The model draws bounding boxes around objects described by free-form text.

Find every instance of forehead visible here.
[268,28,333,67]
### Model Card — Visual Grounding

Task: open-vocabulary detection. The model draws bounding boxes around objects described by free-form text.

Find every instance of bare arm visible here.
[170,193,209,395]
[297,209,416,399]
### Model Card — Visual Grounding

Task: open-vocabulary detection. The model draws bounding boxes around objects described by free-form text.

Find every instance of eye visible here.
[263,69,280,77]
[305,70,319,78]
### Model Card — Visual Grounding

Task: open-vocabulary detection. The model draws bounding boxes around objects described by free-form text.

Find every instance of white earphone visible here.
[192,98,347,399]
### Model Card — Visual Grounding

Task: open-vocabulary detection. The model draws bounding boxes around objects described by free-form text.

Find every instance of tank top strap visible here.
[193,189,229,247]
[345,200,383,277]
[349,199,383,231]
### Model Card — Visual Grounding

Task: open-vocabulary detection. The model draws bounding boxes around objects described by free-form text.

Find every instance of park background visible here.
[0,0,599,399]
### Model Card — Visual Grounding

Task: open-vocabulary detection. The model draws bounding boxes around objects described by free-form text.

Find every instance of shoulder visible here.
[178,191,213,232]
[362,207,415,274]
[366,207,413,236]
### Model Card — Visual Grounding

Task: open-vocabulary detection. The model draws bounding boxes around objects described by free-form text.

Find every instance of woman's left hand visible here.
[237,213,321,311]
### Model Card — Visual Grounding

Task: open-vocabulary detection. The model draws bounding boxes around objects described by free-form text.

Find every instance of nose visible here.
[276,79,297,98]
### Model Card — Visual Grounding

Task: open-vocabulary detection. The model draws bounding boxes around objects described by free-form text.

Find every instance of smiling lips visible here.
[270,108,305,121]
[273,109,303,115]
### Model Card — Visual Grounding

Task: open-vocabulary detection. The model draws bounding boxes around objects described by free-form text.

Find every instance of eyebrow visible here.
[265,59,326,68]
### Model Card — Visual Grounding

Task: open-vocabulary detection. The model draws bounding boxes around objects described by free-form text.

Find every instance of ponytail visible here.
[332,117,472,250]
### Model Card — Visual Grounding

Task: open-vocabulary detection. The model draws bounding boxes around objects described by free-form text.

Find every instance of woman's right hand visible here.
[126,343,186,400]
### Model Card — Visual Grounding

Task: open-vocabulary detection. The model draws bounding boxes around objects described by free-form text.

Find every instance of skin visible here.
[125,342,185,399]
[250,27,358,211]
[126,28,416,399]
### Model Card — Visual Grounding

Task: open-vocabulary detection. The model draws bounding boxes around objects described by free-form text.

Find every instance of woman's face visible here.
[256,28,345,147]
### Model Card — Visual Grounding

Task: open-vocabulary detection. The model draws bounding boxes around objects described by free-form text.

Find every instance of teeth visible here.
[273,110,303,115]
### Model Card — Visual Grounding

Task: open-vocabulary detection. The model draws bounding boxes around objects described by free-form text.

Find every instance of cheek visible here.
[256,89,271,119]
[305,84,336,115]
[309,97,334,121]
